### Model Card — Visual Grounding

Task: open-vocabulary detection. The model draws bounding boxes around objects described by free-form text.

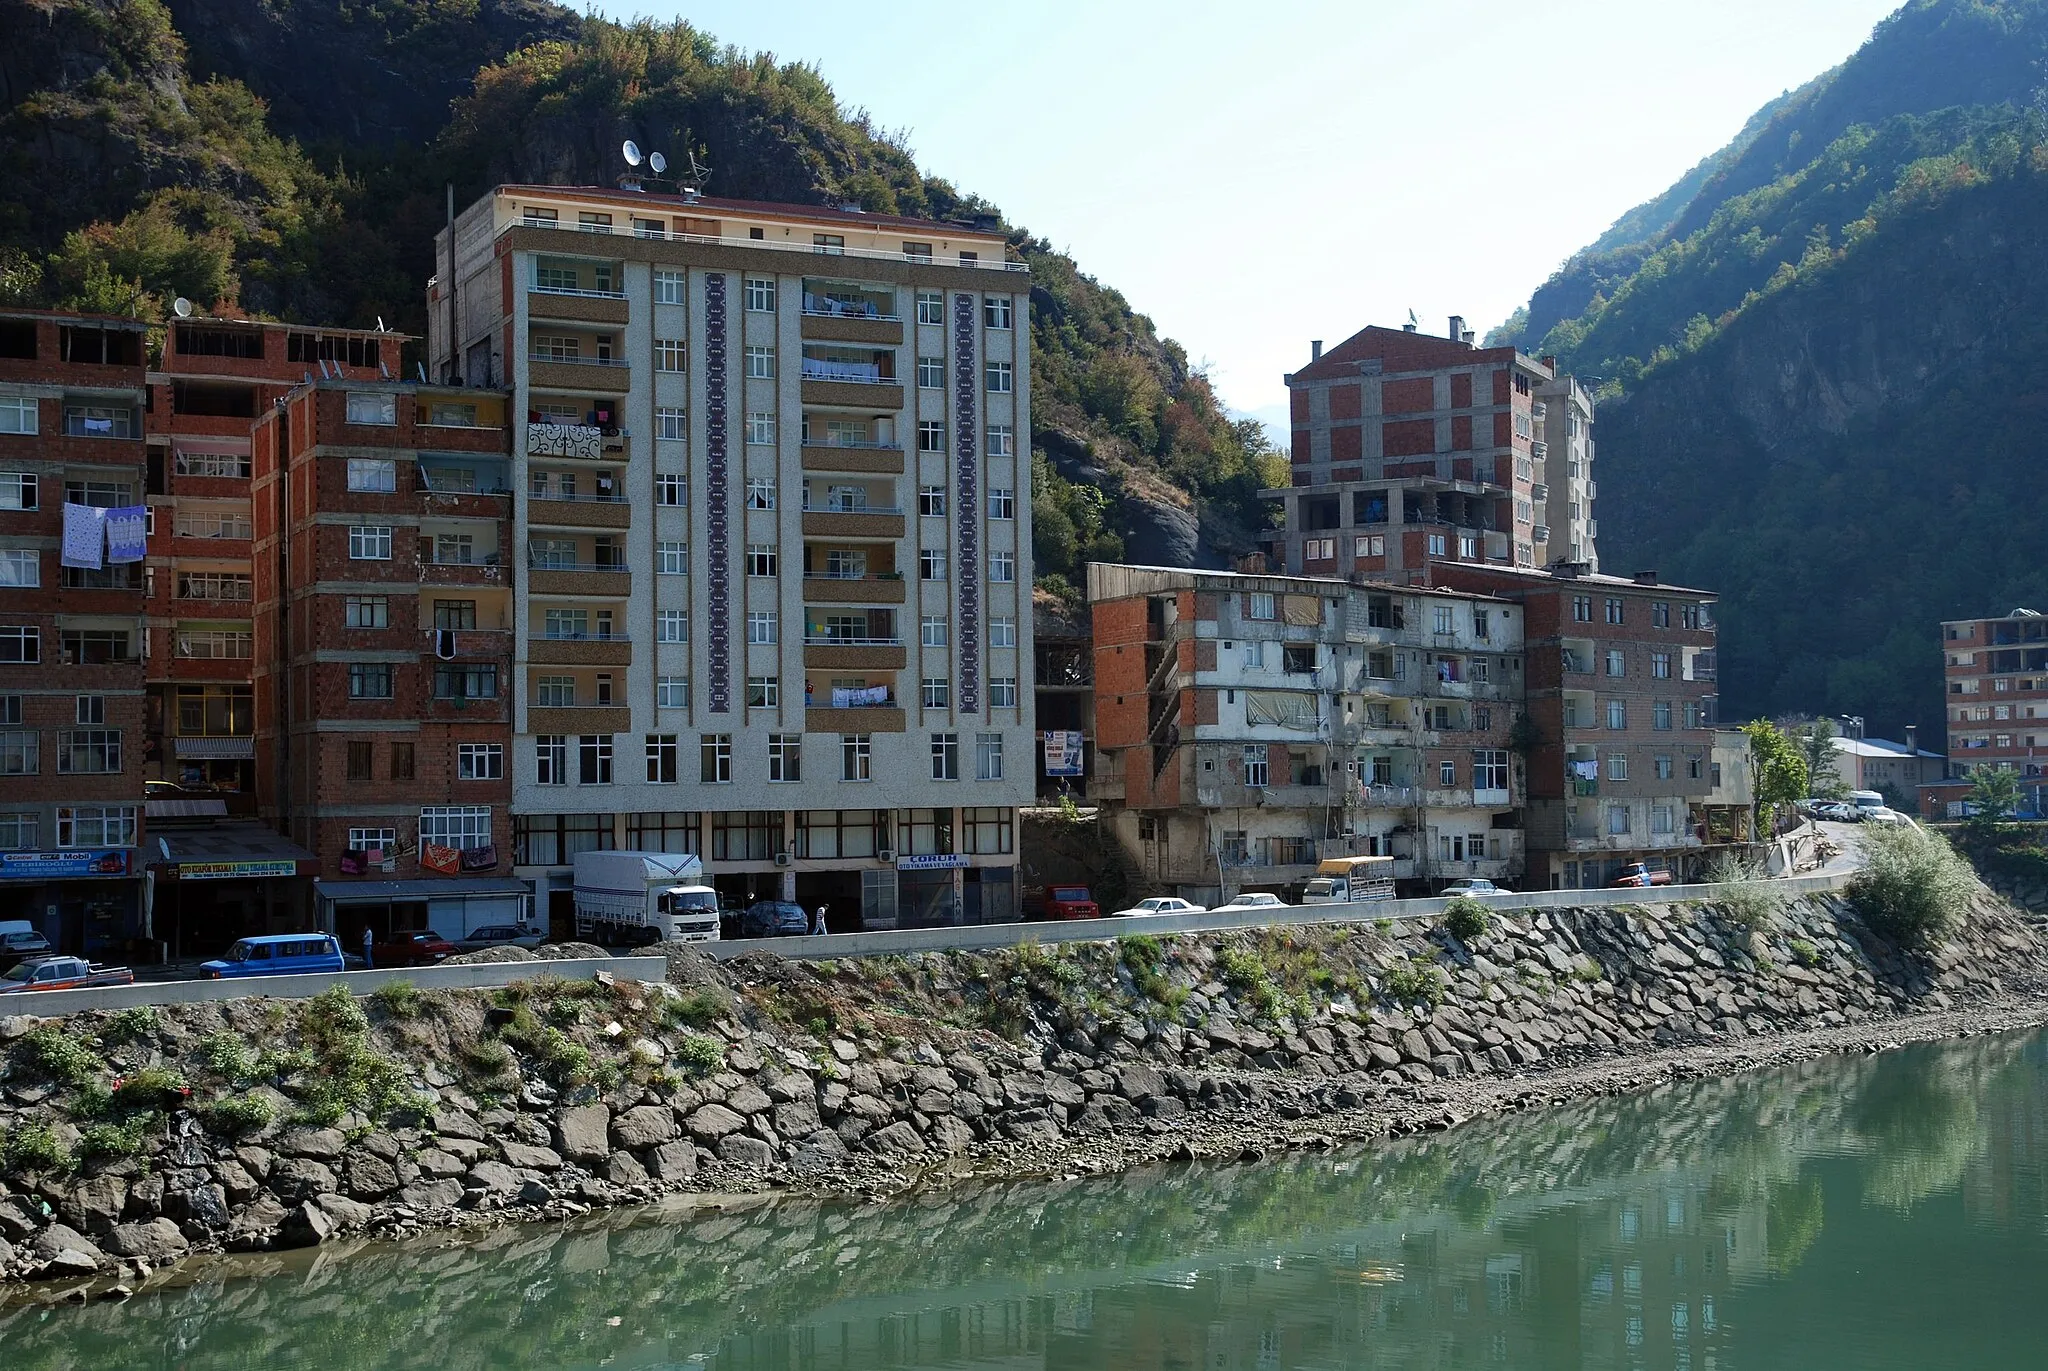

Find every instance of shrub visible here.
[1381,956,1448,1009]
[1374,918,1395,934]
[79,1114,156,1160]
[1788,938,1821,967]
[111,1066,189,1112]
[101,1005,160,1045]
[370,980,423,1019]
[674,1033,724,1077]
[1571,959,1605,983]
[1850,824,1977,950]
[1,1121,71,1175]
[200,1093,277,1136]
[199,1031,260,1083]
[1703,851,1789,929]
[14,1027,102,1087]
[1119,933,1182,1007]
[1443,896,1491,943]
[661,989,726,1029]
[302,984,368,1040]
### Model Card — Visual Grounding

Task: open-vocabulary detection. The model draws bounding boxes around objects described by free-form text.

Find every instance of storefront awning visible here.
[175,736,254,759]
[313,877,533,904]
[153,823,315,879]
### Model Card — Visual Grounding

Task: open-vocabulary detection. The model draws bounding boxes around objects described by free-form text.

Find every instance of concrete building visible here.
[1431,563,1722,887]
[1033,591,1094,800]
[249,378,523,942]
[1088,564,1526,903]
[0,309,152,956]
[1941,608,2048,815]
[1264,319,1598,582]
[1829,730,1945,807]
[428,185,1034,929]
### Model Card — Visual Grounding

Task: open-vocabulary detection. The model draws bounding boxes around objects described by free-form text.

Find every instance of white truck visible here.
[572,850,721,946]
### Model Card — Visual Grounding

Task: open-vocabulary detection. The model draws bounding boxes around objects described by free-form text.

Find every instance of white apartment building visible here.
[429,186,1035,929]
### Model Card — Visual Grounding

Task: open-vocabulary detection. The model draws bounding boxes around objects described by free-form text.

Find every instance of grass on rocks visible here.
[1703,852,1790,929]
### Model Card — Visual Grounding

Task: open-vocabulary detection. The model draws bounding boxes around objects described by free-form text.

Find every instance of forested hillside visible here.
[0,0,1282,596]
[1493,0,2048,740]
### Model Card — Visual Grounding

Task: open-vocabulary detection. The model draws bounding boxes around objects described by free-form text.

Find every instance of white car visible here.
[1861,807,1911,827]
[1213,892,1289,912]
[1111,897,1207,919]
[1439,878,1505,897]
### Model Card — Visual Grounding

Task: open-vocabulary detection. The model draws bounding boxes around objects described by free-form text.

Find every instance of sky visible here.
[613,0,1902,432]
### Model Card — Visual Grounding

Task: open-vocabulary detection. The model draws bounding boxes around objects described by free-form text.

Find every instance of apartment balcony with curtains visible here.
[800,280,903,345]
[803,609,904,670]
[526,605,631,665]
[800,346,903,409]
[527,330,632,394]
[527,537,630,597]
[800,416,903,473]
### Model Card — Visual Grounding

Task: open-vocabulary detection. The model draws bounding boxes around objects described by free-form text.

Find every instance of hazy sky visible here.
[617,1,1900,428]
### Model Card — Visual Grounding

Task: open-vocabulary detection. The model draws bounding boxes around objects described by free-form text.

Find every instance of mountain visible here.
[0,0,1282,598]
[1492,0,2048,743]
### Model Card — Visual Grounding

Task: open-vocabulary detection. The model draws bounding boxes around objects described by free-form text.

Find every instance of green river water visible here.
[6,1026,2047,1370]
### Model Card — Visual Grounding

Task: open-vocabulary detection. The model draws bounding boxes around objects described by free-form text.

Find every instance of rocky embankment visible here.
[2,887,2044,1292]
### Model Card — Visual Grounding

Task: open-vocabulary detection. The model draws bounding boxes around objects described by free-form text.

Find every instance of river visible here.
[7,1027,2047,1369]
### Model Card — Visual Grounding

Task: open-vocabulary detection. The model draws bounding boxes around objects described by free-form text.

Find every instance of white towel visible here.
[61,502,106,570]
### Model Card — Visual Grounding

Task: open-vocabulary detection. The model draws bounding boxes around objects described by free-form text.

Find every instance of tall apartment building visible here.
[1432,563,1724,887]
[250,379,524,939]
[1266,320,1597,581]
[1939,608,2048,816]
[428,186,1034,929]
[0,309,151,956]
[1089,564,1526,903]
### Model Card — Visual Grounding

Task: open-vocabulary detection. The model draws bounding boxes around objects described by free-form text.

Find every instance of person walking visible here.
[362,924,374,969]
[811,904,829,937]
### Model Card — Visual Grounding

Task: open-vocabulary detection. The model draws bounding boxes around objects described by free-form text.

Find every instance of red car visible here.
[371,930,457,967]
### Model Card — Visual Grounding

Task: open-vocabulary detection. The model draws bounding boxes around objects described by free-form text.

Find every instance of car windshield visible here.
[227,941,255,962]
[1,963,33,982]
[1051,888,1089,900]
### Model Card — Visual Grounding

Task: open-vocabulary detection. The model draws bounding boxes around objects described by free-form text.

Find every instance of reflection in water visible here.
[7,1030,2048,1370]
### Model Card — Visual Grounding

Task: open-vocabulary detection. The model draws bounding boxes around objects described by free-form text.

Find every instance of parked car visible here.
[0,928,55,973]
[0,956,135,993]
[1862,807,1911,827]
[452,924,546,953]
[1609,862,1674,889]
[737,900,811,938]
[370,930,457,967]
[1439,878,1505,897]
[1811,801,1858,822]
[1025,885,1102,920]
[1213,892,1289,912]
[202,933,347,979]
[1110,897,1207,918]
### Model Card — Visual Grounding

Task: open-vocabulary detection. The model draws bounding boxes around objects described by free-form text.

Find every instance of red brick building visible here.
[0,309,153,956]
[251,379,523,940]
[1939,608,2048,818]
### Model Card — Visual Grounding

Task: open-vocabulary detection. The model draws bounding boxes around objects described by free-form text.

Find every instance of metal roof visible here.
[313,877,532,903]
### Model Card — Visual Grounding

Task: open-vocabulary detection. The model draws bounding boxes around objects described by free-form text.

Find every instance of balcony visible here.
[801,440,904,474]
[800,358,904,409]
[527,704,632,734]
[505,218,1029,274]
[800,310,903,346]
[804,705,907,733]
[801,574,906,604]
[801,508,905,539]
[527,290,629,325]
[529,356,631,394]
[529,634,633,666]
[803,636,906,671]
[529,494,632,529]
[419,551,504,588]
[525,423,627,462]
[527,561,631,597]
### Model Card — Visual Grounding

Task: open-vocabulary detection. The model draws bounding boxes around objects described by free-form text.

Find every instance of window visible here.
[746,476,777,509]
[0,731,37,775]
[711,811,780,863]
[65,405,136,438]
[1654,754,1673,780]
[921,615,948,647]
[1432,605,1454,634]
[657,610,687,643]
[1651,804,1675,835]
[959,806,1011,856]
[658,540,689,575]
[917,355,944,389]
[654,269,684,304]
[432,533,476,566]
[768,733,802,782]
[345,393,396,425]
[346,741,374,782]
[1354,534,1386,558]
[536,676,575,707]
[930,732,960,780]
[1651,651,1671,679]
[1606,699,1627,730]
[990,616,1017,648]
[0,397,37,435]
[346,457,396,492]
[1249,593,1276,621]
[989,551,1015,582]
[744,276,776,312]
[990,676,1018,708]
[917,291,944,325]
[1440,759,1458,787]
[984,297,1013,329]
[0,549,36,587]
[987,424,1013,457]
[433,664,497,700]
[57,806,136,846]
[349,525,392,560]
[1572,594,1593,622]
[1475,750,1508,791]
[1681,603,1703,630]
[432,600,476,630]
[650,337,686,373]
[348,663,394,699]
[921,678,950,710]
[1605,754,1629,781]
[1604,597,1625,624]
[990,487,1016,523]
[746,676,779,709]
[1243,746,1271,787]
[746,412,775,445]
[918,420,944,453]
[919,485,947,517]
[902,241,933,261]
[66,478,132,507]
[656,472,686,505]
[656,407,687,441]
[626,811,699,853]
[577,735,613,785]
[1427,533,1447,556]
[0,626,39,663]
[746,611,778,645]
[1653,700,1673,731]
[700,734,732,783]
[61,628,131,664]
[385,742,413,781]
[645,734,679,784]
[58,729,122,774]
[1608,806,1631,835]
[920,548,948,581]
[745,543,777,577]
[744,344,774,379]
[0,812,37,849]
[1606,648,1625,677]
[535,735,568,785]
[1652,601,1670,628]
[657,675,689,709]
[975,732,1004,780]
[0,472,36,510]
[841,734,872,781]
[985,361,1013,393]
[813,233,844,254]
[420,806,491,851]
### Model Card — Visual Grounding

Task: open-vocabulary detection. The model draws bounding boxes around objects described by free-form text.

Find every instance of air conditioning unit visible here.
[876,848,895,863]
[773,851,792,867]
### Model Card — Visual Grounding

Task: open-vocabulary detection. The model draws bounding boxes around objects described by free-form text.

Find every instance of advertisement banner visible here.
[1042,730,1085,776]
[0,850,129,880]
[177,859,298,881]
[895,853,966,871]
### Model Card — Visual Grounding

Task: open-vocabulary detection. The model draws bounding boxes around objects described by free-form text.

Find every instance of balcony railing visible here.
[801,502,904,515]
[527,556,624,573]
[801,296,900,321]
[509,219,1028,273]
[808,570,903,582]
[803,634,901,646]
[530,490,631,504]
[529,352,631,368]
[527,283,627,301]
[535,632,630,642]
[801,361,889,384]
[801,434,901,450]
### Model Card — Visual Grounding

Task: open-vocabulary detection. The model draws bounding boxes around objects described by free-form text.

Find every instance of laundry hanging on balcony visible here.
[105,506,147,563]
[1571,758,1600,780]
[1243,690,1320,731]
[61,502,106,569]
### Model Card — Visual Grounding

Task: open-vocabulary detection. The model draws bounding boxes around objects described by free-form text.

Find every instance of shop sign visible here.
[178,859,299,881]
[0,850,130,880]
[895,853,966,871]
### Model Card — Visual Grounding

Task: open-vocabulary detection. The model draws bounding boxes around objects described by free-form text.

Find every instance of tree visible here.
[1743,719,1810,835]
[1789,719,1847,799]
[1966,766,2022,827]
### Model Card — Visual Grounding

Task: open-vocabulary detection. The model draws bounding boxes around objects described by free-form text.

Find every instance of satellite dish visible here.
[172,297,193,318]
[649,151,666,175]
[622,139,642,167]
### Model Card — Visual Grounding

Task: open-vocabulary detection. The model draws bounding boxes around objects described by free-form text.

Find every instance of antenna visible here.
[172,297,193,319]
[622,139,643,167]
[375,315,386,333]
[649,151,666,176]
[678,148,711,200]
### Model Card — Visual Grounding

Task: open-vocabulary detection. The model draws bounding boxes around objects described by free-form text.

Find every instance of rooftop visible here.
[1086,562,1514,605]
[1838,736,1946,761]
[1289,324,1552,386]
[494,184,1010,242]
[1432,561,1718,599]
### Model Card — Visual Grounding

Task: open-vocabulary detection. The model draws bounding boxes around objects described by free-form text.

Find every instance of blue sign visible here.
[0,850,131,880]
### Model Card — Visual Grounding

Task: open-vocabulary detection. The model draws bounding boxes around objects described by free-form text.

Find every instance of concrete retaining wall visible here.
[2,957,670,1018]
[710,870,1860,962]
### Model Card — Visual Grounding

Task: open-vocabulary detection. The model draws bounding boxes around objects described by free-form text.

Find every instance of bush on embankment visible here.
[1848,824,1978,951]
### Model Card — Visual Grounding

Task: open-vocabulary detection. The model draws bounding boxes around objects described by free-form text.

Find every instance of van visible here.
[1848,790,1886,816]
[202,933,347,979]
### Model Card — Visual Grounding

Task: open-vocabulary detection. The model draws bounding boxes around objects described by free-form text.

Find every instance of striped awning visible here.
[175,736,254,759]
